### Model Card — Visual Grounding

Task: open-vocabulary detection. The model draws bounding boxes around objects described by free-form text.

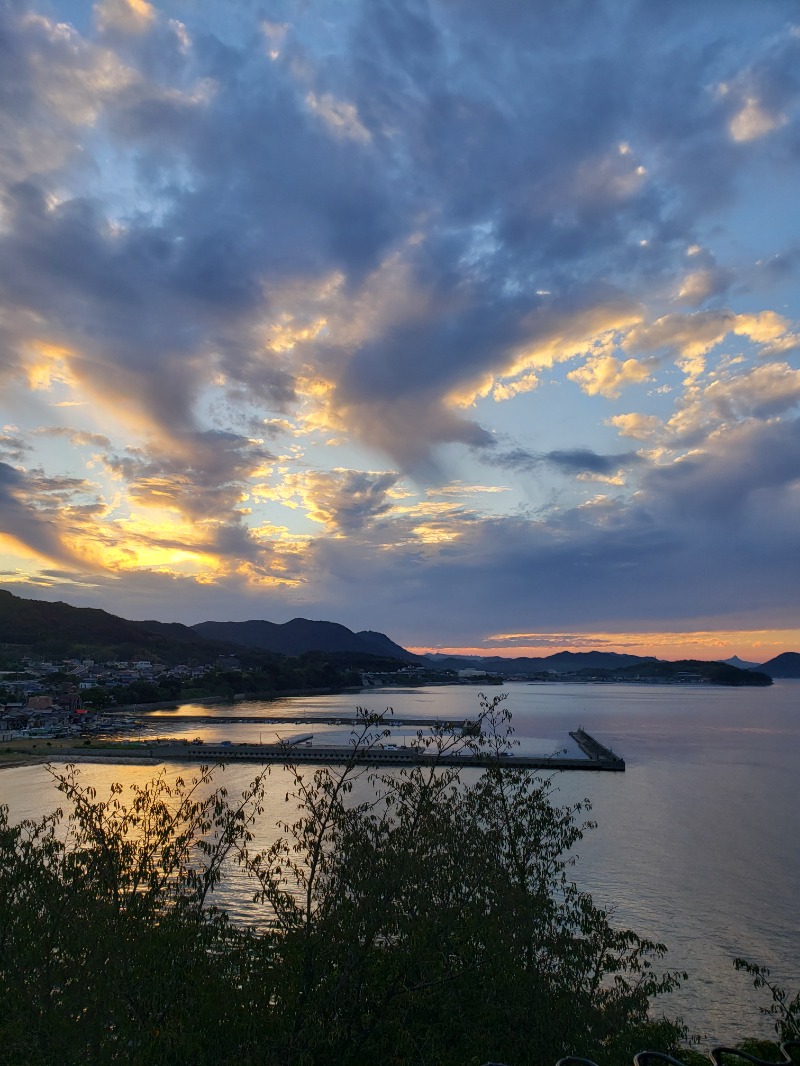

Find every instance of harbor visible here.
[6,728,625,771]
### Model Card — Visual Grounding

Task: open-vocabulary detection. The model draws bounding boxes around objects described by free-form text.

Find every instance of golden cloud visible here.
[94,0,155,34]
[451,304,644,407]
[607,412,664,440]
[625,309,792,361]
[25,341,77,391]
[567,354,650,398]
[666,360,800,438]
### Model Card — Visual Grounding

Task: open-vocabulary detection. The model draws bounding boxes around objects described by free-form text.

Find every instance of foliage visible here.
[734,959,800,1041]
[249,695,689,1065]
[0,763,265,1065]
[0,696,689,1065]
[54,658,362,711]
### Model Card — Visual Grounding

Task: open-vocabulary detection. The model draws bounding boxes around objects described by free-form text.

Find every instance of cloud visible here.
[6,414,799,642]
[0,462,87,567]
[675,265,734,307]
[645,417,800,523]
[2,0,784,481]
[721,23,800,144]
[102,431,275,521]
[493,447,641,477]
[305,91,371,143]
[95,0,155,37]
[1,1,799,644]
[729,97,785,142]
[258,468,400,534]
[666,361,800,443]
[568,353,651,398]
[36,427,112,449]
[476,301,645,405]
[0,431,31,463]
[607,413,664,441]
[624,310,792,362]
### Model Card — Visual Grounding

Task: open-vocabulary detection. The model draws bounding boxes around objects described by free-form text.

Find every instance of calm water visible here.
[2,680,798,1045]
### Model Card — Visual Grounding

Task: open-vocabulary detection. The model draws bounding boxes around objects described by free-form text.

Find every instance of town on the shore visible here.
[1,649,779,744]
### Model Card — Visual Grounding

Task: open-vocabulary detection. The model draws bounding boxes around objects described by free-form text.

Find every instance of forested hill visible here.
[429,650,658,674]
[612,659,772,686]
[0,589,242,664]
[756,652,800,678]
[0,589,417,666]
[192,617,418,660]
[427,651,771,685]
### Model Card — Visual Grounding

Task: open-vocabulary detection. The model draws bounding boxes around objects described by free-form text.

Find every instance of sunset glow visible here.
[0,2,798,657]
[410,630,800,663]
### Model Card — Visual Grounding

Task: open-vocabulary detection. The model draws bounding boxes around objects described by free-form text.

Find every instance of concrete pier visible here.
[52,730,625,771]
[125,713,471,729]
[569,729,625,769]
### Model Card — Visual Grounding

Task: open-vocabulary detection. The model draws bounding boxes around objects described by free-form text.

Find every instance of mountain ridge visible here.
[424,650,659,674]
[191,617,419,661]
[0,589,795,676]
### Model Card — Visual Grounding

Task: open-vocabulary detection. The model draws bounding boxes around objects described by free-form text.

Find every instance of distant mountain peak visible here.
[721,655,761,670]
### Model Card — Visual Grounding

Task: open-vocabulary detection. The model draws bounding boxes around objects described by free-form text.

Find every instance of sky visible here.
[1,0,799,661]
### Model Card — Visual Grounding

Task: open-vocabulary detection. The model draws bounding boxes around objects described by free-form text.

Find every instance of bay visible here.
[1,679,798,1046]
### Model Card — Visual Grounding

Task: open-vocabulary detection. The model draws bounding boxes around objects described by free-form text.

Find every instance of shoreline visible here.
[0,756,163,770]
[0,737,139,771]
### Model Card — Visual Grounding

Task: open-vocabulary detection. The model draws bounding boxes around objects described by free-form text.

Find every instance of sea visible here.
[1,679,798,1047]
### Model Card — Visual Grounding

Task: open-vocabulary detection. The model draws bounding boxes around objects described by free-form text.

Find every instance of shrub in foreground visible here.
[0,696,688,1065]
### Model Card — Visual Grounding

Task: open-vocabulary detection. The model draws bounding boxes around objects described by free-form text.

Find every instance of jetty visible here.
[569,728,624,768]
[125,712,472,729]
[46,729,625,771]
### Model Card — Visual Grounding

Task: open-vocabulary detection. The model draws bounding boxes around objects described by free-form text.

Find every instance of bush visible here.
[0,696,688,1065]
[734,958,800,1042]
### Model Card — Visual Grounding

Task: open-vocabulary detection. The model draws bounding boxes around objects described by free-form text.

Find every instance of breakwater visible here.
[570,728,624,767]
[50,730,625,771]
[125,712,471,727]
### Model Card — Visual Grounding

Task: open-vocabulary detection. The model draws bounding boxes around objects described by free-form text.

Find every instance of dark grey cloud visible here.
[0,461,84,566]
[0,432,30,463]
[293,455,799,641]
[493,447,643,476]
[646,418,800,523]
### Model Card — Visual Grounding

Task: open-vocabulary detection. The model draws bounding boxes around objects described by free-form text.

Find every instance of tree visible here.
[0,765,262,1064]
[247,694,687,1064]
[0,695,688,1065]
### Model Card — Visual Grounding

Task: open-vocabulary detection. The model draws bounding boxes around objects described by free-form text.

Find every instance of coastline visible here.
[0,686,363,769]
[0,754,164,769]
[0,737,138,771]
[0,753,52,770]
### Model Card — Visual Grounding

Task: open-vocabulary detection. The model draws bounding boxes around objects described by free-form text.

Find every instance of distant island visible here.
[746,651,800,678]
